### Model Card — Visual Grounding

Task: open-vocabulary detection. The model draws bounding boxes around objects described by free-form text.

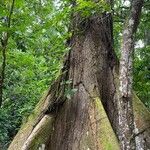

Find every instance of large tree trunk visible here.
[8,11,150,150]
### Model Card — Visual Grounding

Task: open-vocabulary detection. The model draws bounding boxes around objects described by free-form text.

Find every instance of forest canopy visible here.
[0,0,150,149]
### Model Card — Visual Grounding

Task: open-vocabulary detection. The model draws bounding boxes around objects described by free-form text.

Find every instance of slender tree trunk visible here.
[118,0,144,149]
[0,0,15,107]
[0,31,8,107]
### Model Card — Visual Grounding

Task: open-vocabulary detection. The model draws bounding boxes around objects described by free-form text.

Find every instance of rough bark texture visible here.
[8,7,150,150]
[133,94,150,150]
[47,13,119,150]
[9,13,120,150]
[119,0,144,149]
[8,90,150,150]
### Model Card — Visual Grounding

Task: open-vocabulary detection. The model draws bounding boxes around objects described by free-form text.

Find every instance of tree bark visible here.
[8,2,150,150]
[8,12,120,150]
[118,0,144,149]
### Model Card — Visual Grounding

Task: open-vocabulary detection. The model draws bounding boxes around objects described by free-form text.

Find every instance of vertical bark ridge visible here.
[47,14,119,150]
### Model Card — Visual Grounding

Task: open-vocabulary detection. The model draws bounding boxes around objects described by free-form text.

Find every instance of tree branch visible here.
[0,0,15,107]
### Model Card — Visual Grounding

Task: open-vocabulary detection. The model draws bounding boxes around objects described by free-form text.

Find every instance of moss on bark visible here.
[8,90,150,150]
[8,91,53,150]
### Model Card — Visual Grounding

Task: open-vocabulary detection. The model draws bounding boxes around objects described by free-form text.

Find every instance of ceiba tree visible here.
[8,0,150,150]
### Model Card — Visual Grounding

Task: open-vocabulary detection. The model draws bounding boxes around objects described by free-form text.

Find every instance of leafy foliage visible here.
[134,46,150,109]
[76,0,111,17]
[0,0,70,148]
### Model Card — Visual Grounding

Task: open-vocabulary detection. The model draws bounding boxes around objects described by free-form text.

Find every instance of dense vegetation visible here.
[0,0,149,149]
